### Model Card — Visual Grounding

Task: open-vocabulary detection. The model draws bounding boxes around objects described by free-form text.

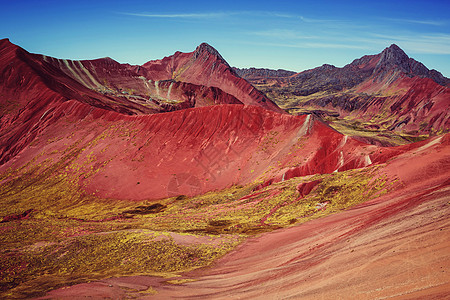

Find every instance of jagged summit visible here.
[195,42,220,56]
[374,44,448,85]
[138,42,282,112]
[382,44,408,59]
[237,43,449,136]
[193,42,229,67]
[376,44,416,73]
[0,37,11,43]
[313,64,337,72]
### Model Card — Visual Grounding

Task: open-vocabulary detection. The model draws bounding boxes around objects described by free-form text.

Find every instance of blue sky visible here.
[2,0,450,76]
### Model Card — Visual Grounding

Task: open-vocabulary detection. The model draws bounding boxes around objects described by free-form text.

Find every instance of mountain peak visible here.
[195,42,219,54]
[378,44,409,67]
[193,42,229,66]
[386,43,403,52]
[373,44,448,85]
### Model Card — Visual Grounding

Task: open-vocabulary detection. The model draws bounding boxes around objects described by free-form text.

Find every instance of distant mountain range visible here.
[234,44,449,89]
[235,44,449,143]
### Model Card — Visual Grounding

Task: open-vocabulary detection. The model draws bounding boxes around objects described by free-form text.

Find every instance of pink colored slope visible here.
[41,133,450,299]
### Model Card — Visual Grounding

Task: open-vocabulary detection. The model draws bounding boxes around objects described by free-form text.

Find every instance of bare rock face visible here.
[374,44,448,85]
[193,42,229,66]
[375,44,411,73]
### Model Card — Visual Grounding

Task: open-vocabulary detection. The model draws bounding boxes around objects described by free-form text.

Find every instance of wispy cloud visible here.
[369,33,450,54]
[120,11,295,20]
[299,16,339,23]
[385,18,446,26]
[297,16,371,31]
[249,14,450,55]
[302,42,367,49]
[250,29,318,40]
[120,12,230,19]
[271,13,295,18]
[120,10,450,56]
[239,40,368,50]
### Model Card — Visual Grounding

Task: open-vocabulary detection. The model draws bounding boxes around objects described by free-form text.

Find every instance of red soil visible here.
[297,179,322,197]
[41,133,450,299]
[1,99,426,201]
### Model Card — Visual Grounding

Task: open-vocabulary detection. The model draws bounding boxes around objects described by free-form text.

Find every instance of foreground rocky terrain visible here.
[0,39,448,299]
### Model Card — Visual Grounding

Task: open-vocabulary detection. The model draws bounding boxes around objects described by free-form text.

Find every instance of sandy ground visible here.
[39,137,450,300]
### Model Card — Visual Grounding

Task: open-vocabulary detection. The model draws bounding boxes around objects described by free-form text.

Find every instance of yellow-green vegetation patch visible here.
[328,118,429,146]
[165,278,198,285]
[132,166,390,235]
[266,168,389,225]
[137,286,158,295]
[0,228,240,298]
[0,151,243,298]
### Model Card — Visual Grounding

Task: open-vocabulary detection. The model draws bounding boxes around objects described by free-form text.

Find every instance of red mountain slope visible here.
[1,39,285,164]
[139,43,283,113]
[153,133,450,299]
[0,100,423,201]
